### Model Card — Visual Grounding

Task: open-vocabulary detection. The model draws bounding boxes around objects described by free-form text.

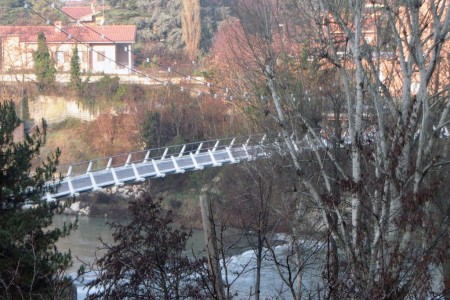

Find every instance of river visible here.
[53,214,321,299]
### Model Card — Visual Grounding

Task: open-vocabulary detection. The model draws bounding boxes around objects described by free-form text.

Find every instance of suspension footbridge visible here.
[45,135,269,200]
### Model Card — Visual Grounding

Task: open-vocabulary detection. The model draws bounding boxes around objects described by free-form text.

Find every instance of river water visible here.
[53,214,321,299]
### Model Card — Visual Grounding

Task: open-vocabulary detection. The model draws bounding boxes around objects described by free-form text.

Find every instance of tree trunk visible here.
[444,221,450,300]
[200,190,226,300]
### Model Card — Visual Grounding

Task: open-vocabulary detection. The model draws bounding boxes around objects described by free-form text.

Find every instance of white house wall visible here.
[0,36,132,75]
[1,36,34,71]
[50,43,88,72]
[91,44,116,74]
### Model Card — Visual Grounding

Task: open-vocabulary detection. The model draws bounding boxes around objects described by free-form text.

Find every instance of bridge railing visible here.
[55,134,266,177]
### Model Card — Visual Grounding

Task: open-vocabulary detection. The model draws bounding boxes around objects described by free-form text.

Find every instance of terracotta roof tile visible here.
[0,25,136,43]
[61,6,94,20]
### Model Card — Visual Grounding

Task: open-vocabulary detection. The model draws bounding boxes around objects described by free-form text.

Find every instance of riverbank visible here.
[53,214,313,300]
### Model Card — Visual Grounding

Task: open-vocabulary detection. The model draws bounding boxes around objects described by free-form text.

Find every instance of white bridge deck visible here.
[45,135,267,200]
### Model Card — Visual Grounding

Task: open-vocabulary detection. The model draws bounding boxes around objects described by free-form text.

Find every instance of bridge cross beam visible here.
[152,159,165,177]
[132,163,145,182]
[171,156,185,173]
[110,167,123,186]
[89,172,100,191]
[190,152,204,170]
[208,149,222,167]
[226,147,237,163]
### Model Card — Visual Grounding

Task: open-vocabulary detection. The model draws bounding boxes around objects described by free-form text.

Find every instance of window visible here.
[56,51,65,64]
[97,51,105,62]
[78,51,84,63]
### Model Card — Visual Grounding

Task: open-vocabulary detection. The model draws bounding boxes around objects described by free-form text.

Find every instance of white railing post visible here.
[260,134,266,145]
[143,151,150,163]
[178,145,186,158]
[212,140,220,152]
[86,161,93,174]
[125,154,132,166]
[229,138,235,148]
[67,166,73,177]
[106,158,112,170]
[259,134,268,157]
[245,136,251,147]
[290,134,299,152]
[195,142,203,155]
[161,148,169,160]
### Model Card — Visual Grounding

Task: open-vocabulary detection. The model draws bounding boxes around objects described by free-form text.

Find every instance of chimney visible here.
[54,21,62,33]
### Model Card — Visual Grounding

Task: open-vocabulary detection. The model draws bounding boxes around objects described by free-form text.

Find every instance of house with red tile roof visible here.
[62,2,110,25]
[0,24,136,75]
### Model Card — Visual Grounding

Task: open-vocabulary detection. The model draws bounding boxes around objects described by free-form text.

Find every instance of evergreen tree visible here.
[141,111,161,148]
[69,46,82,94]
[33,32,56,91]
[87,192,208,299]
[0,101,73,298]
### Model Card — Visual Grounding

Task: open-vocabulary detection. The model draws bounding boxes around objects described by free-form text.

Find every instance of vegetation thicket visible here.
[0,100,74,298]
[86,192,209,299]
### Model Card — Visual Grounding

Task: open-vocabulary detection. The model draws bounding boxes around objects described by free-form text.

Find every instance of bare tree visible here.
[212,0,450,298]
